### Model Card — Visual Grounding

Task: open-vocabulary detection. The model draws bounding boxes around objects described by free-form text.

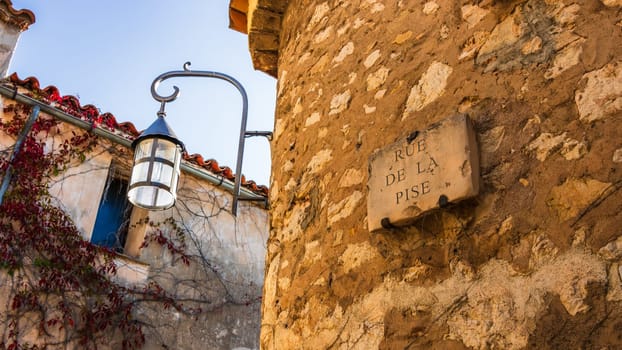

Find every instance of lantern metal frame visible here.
[127,115,184,210]
[128,62,272,215]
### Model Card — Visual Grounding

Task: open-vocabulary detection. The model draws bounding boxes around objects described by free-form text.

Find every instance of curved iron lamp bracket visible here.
[150,62,272,215]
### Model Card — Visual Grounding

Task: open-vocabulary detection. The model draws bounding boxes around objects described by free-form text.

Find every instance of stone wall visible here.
[262,0,622,349]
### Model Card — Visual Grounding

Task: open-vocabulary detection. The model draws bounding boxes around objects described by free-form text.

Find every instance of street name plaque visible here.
[367,114,479,232]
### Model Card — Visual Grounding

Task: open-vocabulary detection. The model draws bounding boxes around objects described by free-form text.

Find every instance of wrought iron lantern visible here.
[127,62,271,215]
[127,114,184,210]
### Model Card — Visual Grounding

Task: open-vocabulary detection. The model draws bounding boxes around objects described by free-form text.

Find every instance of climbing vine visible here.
[0,103,191,349]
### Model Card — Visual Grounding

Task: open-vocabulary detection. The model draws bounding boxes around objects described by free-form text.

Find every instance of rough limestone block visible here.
[367,114,479,232]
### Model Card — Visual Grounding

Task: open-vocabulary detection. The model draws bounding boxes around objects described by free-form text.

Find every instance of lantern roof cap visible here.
[132,115,185,151]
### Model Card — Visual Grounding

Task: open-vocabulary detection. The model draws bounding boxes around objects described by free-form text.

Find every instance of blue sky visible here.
[9,1,276,186]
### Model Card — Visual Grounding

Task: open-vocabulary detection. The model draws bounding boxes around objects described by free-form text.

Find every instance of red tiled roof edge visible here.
[3,73,269,197]
[0,0,35,31]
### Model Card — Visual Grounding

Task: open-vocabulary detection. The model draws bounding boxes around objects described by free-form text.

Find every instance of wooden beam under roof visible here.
[229,0,248,34]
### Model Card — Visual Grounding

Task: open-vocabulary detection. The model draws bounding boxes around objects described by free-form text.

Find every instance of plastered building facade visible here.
[232,0,622,349]
[0,2,269,348]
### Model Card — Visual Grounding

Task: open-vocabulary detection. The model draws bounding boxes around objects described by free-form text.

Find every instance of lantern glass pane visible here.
[127,186,175,210]
[135,139,154,160]
[155,139,177,161]
[129,161,150,185]
[174,149,181,169]
[170,169,179,194]
[128,186,154,208]
[172,146,181,192]
[155,188,175,208]
[151,162,174,186]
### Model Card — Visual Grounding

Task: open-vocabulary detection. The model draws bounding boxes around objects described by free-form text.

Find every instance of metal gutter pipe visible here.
[0,105,40,205]
[0,84,267,204]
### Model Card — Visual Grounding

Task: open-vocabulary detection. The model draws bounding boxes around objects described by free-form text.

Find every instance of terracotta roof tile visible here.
[4,73,268,197]
[0,0,35,30]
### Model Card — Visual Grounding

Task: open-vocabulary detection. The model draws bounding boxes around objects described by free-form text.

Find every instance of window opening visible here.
[91,174,131,252]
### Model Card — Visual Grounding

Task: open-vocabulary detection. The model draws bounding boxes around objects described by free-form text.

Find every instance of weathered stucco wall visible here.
[139,172,269,350]
[0,20,21,76]
[0,95,269,349]
[263,0,622,349]
[0,0,34,77]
